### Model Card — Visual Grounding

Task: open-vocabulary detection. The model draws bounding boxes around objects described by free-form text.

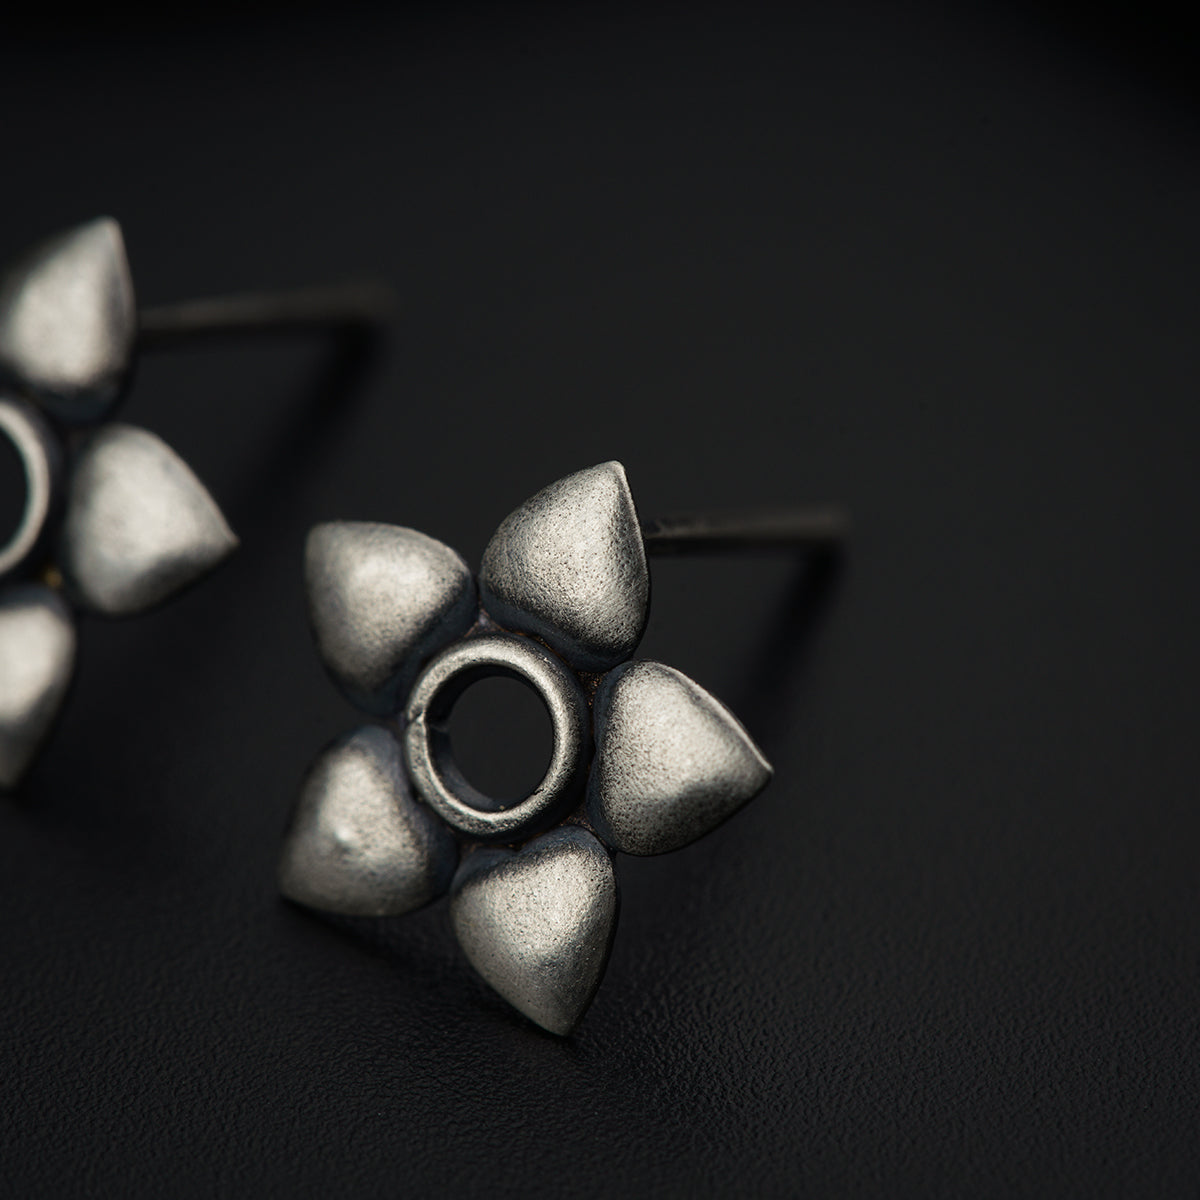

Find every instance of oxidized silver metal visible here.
[0,217,136,424]
[450,827,618,1036]
[0,584,76,789]
[0,218,237,788]
[404,631,591,840]
[587,661,773,856]
[0,394,61,579]
[278,725,458,917]
[479,461,648,672]
[58,424,238,617]
[282,462,774,1035]
[305,522,476,716]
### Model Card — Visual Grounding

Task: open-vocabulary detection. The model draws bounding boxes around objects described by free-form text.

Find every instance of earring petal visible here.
[305,522,477,717]
[0,217,137,424]
[450,827,618,1035]
[0,584,77,789]
[58,424,238,617]
[279,725,458,918]
[479,461,648,672]
[587,662,772,856]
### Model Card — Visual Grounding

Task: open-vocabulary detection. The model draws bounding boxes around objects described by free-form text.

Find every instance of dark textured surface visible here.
[2,3,1198,1196]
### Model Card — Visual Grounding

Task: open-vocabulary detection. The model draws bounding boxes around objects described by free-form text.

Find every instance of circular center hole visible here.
[445,676,554,807]
[0,426,28,553]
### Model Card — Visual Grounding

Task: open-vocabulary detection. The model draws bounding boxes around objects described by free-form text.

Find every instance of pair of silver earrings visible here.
[0,217,846,1035]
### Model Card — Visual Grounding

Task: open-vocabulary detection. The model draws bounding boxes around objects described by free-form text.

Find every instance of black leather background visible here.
[2,4,1197,1196]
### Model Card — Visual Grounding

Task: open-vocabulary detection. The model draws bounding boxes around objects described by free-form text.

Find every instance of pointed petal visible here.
[279,724,458,918]
[587,662,772,856]
[305,522,476,716]
[58,424,238,617]
[0,217,136,423]
[0,584,77,789]
[450,827,618,1035]
[479,462,648,672]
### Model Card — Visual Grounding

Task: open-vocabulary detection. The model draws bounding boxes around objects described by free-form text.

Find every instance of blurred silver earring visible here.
[0,217,390,789]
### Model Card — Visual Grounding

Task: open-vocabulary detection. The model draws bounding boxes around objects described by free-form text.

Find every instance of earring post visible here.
[136,281,395,347]
[641,506,849,555]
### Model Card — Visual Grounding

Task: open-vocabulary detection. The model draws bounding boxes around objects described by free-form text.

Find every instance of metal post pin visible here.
[640,505,849,555]
[136,280,395,347]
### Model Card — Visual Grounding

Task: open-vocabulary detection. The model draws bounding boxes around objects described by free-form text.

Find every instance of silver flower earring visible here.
[0,217,388,789]
[280,462,845,1035]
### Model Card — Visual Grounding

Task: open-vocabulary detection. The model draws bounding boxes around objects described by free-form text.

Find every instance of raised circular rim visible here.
[0,394,61,581]
[403,631,591,841]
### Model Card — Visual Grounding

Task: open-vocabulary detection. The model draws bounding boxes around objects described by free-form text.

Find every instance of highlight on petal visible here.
[586,661,773,856]
[305,522,476,717]
[58,424,238,617]
[279,724,458,918]
[0,584,77,789]
[450,827,618,1035]
[479,462,648,672]
[0,217,136,424]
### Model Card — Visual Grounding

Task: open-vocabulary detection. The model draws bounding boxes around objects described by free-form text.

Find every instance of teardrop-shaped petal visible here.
[451,827,618,1035]
[305,522,476,716]
[0,584,77,789]
[0,217,136,424]
[279,724,458,918]
[58,424,238,617]
[587,662,772,856]
[479,462,648,672]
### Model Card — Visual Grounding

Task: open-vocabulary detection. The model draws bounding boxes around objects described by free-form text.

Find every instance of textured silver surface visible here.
[305,522,477,716]
[0,584,76,789]
[279,724,458,917]
[0,395,62,580]
[58,423,238,617]
[0,217,136,424]
[479,461,649,672]
[587,661,773,856]
[404,631,591,840]
[289,463,806,1031]
[450,827,618,1035]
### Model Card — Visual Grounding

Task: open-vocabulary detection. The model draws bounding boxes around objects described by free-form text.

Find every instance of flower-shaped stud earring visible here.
[280,462,846,1034]
[0,217,389,789]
